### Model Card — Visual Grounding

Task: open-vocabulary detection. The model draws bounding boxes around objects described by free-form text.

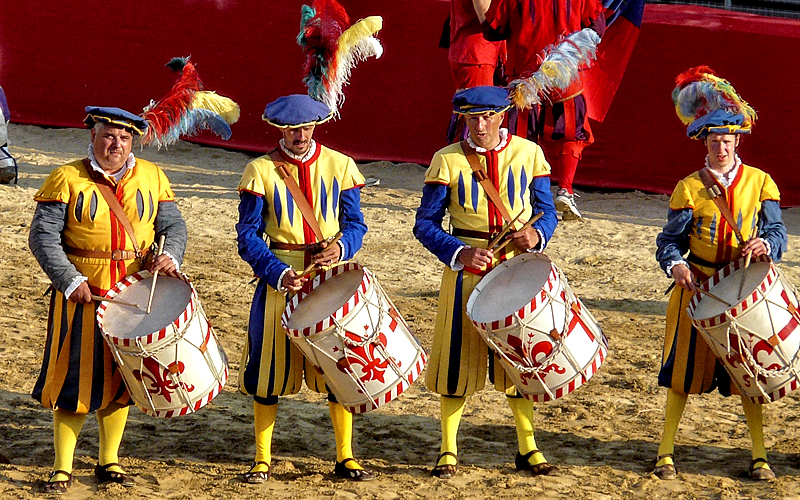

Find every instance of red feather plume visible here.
[141,60,203,144]
[674,65,717,89]
[299,0,351,99]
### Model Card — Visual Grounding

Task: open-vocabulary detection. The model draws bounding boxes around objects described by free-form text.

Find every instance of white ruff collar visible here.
[467,128,509,153]
[279,139,317,162]
[705,154,742,188]
[87,144,136,183]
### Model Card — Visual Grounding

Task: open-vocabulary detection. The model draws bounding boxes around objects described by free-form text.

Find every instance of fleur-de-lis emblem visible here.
[133,357,195,402]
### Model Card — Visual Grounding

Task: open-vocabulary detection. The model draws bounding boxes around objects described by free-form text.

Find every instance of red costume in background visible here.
[449,0,504,89]
[484,0,604,197]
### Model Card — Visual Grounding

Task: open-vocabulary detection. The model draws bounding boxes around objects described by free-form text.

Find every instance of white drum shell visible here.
[688,255,800,404]
[467,253,607,402]
[97,272,228,417]
[282,263,426,413]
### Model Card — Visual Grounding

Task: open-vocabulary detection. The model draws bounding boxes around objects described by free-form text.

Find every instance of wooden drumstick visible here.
[696,287,733,308]
[299,232,343,279]
[92,295,140,308]
[487,210,524,250]
[146,234,166,314]
[492,211,545,251]
[737,226,757,299]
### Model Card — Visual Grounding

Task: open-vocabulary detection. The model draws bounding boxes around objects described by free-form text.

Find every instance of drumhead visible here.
[469,253,552,324]
[691,260,771,320]
[101,276,192,339]
[284,268,365,329]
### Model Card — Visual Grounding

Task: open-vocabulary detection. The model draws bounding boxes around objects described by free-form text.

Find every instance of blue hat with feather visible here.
[84,106,147,135]
[263,94,332,128]
[453,86,512,115]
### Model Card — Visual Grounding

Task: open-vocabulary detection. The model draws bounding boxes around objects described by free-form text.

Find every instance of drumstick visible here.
[299,232,344,279]
[487,210,524,250]
[737,226,757,299]
[696,288,733,308]
[92,295,140,308]
[492,211,545,251]
[146,234,166,314]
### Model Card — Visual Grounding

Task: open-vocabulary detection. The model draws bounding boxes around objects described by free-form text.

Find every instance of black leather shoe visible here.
[334,458,377,481]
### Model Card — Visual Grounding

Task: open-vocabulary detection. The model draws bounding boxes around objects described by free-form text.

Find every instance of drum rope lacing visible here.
[718,277,800,403]
[304,268,409,410]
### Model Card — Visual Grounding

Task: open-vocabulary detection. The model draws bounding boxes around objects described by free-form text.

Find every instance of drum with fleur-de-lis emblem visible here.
[97,272,228,417]
[466,252,607,402]
[282,262,426,413]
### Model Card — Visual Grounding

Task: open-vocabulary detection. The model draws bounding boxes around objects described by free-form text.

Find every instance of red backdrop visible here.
[1,2,798,205]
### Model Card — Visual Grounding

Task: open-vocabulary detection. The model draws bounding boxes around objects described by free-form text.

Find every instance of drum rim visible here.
[97,271,197,347]
[282,262,370,337]
[688,254,777,326]
[467,252,559,330]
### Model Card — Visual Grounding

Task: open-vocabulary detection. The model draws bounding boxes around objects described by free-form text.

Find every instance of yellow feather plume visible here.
[192,91,240,124]
[337,16,383,55]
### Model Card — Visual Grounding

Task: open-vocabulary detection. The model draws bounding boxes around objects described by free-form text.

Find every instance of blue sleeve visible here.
[655,208,693,274]
[338,187,368,260]
[155,201,187,266]
[530,176,558,249]
[759,199,788,262]
[413,183,466,266]
[235,191,289,289]
[28,201,82,293]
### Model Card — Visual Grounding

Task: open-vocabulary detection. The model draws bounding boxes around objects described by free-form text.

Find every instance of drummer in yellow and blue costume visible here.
[414,86,558,477]
[653,67,787,481]
[235,94,373,482]
[28,106,188,493]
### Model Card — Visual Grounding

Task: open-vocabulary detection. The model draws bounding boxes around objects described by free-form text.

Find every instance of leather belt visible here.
[65,246,142,261]
[452,228,499,240]
[686,253,727,270]
[269,241,323,254]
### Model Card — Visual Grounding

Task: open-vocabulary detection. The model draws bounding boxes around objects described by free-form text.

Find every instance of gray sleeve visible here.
[28,201,82,292]
[155,200,188,266]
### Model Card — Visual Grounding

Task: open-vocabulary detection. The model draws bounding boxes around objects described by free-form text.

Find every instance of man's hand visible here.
[282,269,307,292]
[149,254,177,275]
[458,246,494,269]
[70,281,93,304]
[312,240,342,267]
[672,263,697,292]
[742,237,767,258]
[510,226,541,251]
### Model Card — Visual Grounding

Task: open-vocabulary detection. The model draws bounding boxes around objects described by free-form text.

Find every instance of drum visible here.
[281,262,427,413]
[466,253,607,402]
[688,254,800,403]
[96,271,229,417]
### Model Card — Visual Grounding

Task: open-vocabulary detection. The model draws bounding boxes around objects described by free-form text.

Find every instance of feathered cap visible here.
[297,0,383,117]
[672,66,757,139]
[508,28,601,110]
[140,56,240,148]
[84,107,148,135]
[453,86,512,115]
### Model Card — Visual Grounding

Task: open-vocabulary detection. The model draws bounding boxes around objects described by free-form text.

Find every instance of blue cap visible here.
[84,106,147,135]
[687,109,751,139]
[262,94,332,128]
[452,86,512,115]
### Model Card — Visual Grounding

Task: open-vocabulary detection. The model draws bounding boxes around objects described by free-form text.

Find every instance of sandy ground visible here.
[1,122,800,499]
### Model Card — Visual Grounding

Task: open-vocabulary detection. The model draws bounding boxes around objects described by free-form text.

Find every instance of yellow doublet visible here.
[238,146,364,244]
[668,165,780,269]
[425,136,550,397]
[424,138,550,233]
[34,159,175,292]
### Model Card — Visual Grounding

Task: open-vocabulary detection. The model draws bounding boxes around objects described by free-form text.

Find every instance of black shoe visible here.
[243,461,271,484]
[515,450,558,476]
[431,451,458,478]
[95,463,135,487]
[334,458,377,481]
[43,470,73,495]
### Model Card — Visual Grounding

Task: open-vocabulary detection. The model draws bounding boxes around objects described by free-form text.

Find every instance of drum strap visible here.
[697,167,745,244]
[461,141,514,225]
[269,150,325,242]
[82,159,146,259]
